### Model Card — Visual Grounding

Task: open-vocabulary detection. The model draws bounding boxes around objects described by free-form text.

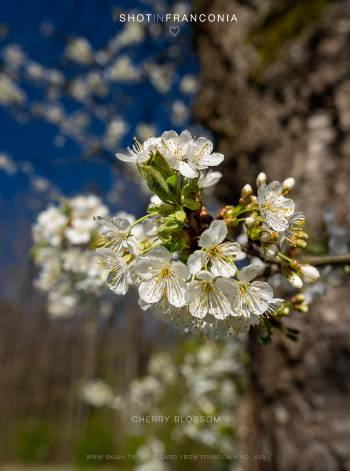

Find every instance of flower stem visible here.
[278,252,293,263]
[130,213,154,229]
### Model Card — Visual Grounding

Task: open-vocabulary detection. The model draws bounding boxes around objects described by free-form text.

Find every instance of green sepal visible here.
[147,152,173,178]
[182,197,201,211]
[166,174,177,192]
[138,164,177,204]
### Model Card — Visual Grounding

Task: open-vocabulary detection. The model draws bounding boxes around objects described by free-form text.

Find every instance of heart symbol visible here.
[170,25,180,37]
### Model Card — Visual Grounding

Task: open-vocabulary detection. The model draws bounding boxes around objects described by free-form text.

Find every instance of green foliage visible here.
[10,417,55,463]
[138,152,179,205]
[73,413,115,467]
[181,177,201,210]
[182,197,201,210]
[141,157,203,253]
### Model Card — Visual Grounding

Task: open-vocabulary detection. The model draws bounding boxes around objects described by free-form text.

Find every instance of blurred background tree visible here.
[194,0,350,469]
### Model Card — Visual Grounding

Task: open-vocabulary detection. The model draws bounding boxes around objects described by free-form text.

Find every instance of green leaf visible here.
[138,165,177,204]
[166,174,177,191]
[147,203,174,216]
[182,197,201,210]
[148,152,173,178]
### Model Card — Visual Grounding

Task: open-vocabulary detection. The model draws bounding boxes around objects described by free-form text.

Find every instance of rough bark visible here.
[194,1,350,469]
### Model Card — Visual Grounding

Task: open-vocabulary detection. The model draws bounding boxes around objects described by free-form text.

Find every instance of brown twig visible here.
[300,254,350,266]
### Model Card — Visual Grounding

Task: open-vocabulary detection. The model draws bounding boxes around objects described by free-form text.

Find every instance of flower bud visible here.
[281,306,290,316]
[245,216,255,227]
[265,244,278,258]
[241,184,253,198]
[260,232,271,243]
[296,239,308,248]
[288,272,303,289]
[300,264,320,283]
[297,304,309,313]
[256,172,267,187]
[223,206,234,220]
[292,294,305,303]
[282,177,296,192]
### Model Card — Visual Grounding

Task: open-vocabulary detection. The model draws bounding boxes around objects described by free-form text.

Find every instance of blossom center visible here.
[202,281,214,293]
[160,266,172,278]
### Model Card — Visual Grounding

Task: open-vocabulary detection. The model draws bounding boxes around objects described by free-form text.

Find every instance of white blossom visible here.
[188,220,241,277]
[80,380,114,407]
[95,217,132,253]
[0,153,17,175]
[258,181,295,231]
[65,37,94,64]
[32,195,110,318]
[127,219,159,256]
[160,130,224,178]
[97,248,129,295]
[32,206,68,246]
[134,247,189,307]
[186,271,235,320]
[0,74,26,105]
[116,137,160,164]
[281,211,306,247]
[231,265,275,318]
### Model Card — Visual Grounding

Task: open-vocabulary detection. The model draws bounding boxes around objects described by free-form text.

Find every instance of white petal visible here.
[161,130,179,141]
[132,257,159,279]
[267,181,283,195]
[195,136,213,155]
[196,270,214,281]
[199,171,222,188]
[178,161,198,178]
[199,220,228,248]
[239,264,261,283]
[264,212,289,232]
[199,152,224,167]
[116,152,136,163]
[215,277,236,300]
[219,242,241,257]
[251,281,274,301]
[139,278,164,304]
[146,246,170,263]
[179,129,193,145]
[257,183,268,204]
[210,255,236,277]
[166,276,187,307]
[112,217,131,232]
[189,295,209,319]
[185,280,202,303]
[208,289,231,319]
[106,259,128,294]
[171,261,189,280]
[187,251,207,274]
[108,271,128,295]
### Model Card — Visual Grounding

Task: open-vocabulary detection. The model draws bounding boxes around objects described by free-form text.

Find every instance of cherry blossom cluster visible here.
[96,130,320,339]
[80,339,244,468]
[32,195,110,318]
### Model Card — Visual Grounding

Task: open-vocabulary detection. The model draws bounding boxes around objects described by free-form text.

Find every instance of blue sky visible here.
[0,0,198,298]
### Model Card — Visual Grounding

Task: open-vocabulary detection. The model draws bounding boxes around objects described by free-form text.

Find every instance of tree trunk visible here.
[194,1,350,469]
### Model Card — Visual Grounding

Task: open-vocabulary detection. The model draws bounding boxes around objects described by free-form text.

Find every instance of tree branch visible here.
[301,254,350,266]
